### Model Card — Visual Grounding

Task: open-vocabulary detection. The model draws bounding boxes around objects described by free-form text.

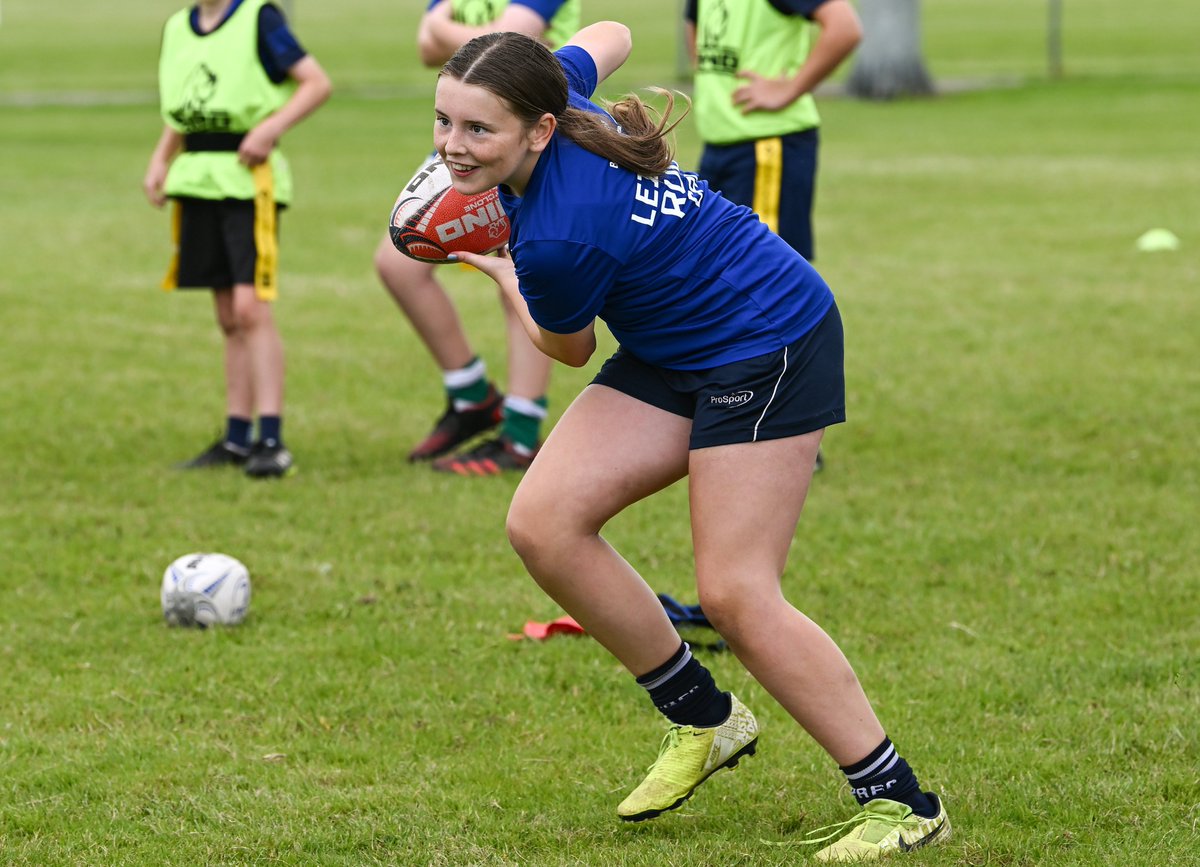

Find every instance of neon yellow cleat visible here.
[809,794,951,862]
[617,694,758,822]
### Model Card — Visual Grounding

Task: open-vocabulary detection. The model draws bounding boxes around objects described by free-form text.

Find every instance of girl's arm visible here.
[451,250,598,368]
[563,21,632,86]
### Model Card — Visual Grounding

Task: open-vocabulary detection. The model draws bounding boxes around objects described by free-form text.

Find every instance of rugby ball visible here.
[161,552,251,628]
[389,156,510,263]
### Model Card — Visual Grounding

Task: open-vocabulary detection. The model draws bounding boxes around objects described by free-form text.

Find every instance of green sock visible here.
[501,395,548,452]
[450,379,489,405]
[444,356,489,406]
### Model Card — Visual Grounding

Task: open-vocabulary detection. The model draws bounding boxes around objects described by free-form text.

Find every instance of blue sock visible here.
[225,416,252,450]
[636,642,731,727]
[841,737,936,817]
[258,415,282,444]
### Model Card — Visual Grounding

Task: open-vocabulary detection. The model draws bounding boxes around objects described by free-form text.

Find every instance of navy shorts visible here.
[591,304,845,450]
[698,127,818,261]
[175,197,279,290]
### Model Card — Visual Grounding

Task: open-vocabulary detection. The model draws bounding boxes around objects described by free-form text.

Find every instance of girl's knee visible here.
[505,506,537,562]
[506,488,549,561]
[697,581,780,637]
[506,489,587,570]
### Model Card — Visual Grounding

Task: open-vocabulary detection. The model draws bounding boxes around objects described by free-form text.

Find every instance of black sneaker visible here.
[177,439,249,469]
[431,436,537,476]
[244,438,294,478]
[408,384,504,461]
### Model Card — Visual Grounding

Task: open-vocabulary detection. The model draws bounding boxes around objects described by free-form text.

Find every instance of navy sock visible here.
[840,737,936,818]
[258,415,282,444]
[636,642,731,727]
[225,416,252,451]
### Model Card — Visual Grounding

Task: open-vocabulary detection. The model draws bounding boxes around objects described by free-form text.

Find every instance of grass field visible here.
[2,1,1198,865]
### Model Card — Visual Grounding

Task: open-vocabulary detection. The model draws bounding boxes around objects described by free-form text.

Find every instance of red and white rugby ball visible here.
[389,157,510,263]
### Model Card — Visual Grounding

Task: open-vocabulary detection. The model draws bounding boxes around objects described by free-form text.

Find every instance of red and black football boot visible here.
[431,436,537,476]
[408,385,504,462]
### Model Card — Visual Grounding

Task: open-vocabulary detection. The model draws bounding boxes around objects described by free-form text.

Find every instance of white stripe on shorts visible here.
[751,346,788,442]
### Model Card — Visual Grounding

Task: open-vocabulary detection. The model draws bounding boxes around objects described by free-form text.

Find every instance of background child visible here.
[372,0,580,476]
[685,0,862,472]
[143,0,331,477]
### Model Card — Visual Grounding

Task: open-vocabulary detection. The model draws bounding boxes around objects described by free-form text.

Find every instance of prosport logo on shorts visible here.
[710,390,753,407]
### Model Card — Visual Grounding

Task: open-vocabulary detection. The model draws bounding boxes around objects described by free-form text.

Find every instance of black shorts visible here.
[591,304,846,450]
[699,128,818,261]
[175,197,280,290]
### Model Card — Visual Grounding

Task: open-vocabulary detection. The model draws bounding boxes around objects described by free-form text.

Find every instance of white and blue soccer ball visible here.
[161,552,251,627]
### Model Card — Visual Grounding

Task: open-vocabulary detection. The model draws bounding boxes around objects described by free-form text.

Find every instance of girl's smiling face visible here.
[433,76,555,197]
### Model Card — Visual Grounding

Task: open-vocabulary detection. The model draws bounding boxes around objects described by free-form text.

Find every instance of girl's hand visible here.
[449,246,516,284]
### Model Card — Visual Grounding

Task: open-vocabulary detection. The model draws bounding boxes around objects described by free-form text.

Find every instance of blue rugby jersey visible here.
[498,46,834,371]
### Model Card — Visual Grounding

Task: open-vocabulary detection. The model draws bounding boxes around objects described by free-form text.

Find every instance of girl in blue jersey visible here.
[438,23,950,860]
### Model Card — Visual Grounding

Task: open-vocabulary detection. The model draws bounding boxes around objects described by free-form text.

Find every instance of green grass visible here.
[2,2,1198,864]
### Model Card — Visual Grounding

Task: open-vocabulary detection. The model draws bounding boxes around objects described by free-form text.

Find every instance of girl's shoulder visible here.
[555,45,598,101]
[539,136,631,215]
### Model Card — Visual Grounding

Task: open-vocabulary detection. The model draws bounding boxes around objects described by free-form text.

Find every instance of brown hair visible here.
[440,31,688,178]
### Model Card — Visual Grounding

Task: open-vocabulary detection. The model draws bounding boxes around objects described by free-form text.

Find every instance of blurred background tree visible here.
[848,0,935,99]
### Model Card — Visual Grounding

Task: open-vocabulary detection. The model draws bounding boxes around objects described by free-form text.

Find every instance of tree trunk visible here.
[847,0,935,100]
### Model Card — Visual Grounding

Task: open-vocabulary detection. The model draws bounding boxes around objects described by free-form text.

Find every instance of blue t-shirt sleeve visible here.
[554,45,599,100]
[258,4,307,83]
[517,241,621,334]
